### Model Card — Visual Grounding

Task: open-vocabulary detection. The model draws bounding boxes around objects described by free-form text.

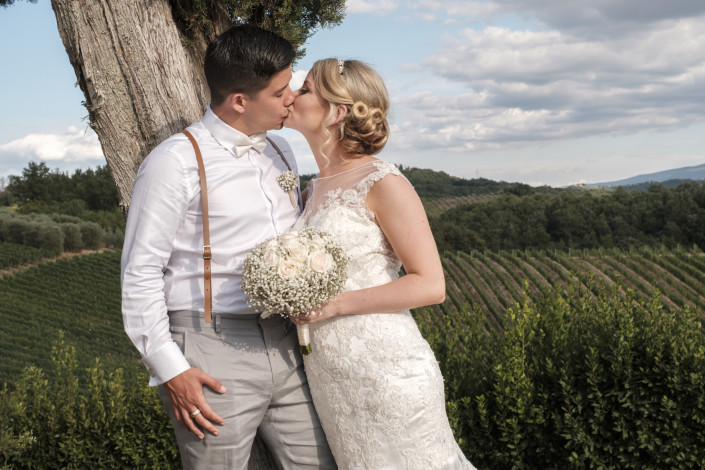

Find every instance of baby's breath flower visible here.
[242,228,349,354]
[277,170,299,209]
[276,170,298,191]
[242,228,347,314]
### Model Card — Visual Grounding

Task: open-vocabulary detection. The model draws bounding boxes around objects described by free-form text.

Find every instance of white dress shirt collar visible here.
[202,106,267,158]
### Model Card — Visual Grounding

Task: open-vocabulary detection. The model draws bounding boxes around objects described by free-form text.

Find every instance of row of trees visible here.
[0,162,125,253]
[431,181,705,252]
[5,159,705,258]
[0,212,120,254]
[0,242,55,269]
[399,166,560,198]
[0,162,119,212]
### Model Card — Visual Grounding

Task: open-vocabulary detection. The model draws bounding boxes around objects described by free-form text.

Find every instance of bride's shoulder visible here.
[368,159,401,176]
[364,163,419,216]
[358,159,409,189]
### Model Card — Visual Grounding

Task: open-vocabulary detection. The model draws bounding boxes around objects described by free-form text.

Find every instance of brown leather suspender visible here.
[265,137,293,173]
[181,129,296,324]
[181,129,213,323]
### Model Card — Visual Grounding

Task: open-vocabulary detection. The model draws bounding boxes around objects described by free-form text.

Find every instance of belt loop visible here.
[214,312,222,334]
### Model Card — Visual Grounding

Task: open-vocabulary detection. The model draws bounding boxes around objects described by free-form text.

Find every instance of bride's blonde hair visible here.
[312,59,390,166]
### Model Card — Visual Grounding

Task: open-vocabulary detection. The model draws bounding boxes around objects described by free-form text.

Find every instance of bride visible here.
[284,58,476,469]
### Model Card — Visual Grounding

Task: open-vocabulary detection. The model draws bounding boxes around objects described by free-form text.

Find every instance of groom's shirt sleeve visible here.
[121,137,193,386]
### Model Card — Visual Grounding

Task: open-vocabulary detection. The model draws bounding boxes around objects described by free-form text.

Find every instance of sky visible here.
[1,0,704,187]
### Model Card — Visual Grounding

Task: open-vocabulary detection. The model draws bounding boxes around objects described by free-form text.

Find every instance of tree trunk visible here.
[50,0,224,210]
[50,1,277,467]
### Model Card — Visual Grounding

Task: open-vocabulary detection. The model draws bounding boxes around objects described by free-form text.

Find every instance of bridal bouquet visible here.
[242,228,348,354]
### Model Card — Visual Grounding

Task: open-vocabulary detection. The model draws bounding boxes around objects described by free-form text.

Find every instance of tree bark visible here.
[50,1,277,467]
[50,0,227,210]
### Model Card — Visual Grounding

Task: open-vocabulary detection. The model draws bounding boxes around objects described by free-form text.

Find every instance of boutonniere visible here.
[277,170,298,209]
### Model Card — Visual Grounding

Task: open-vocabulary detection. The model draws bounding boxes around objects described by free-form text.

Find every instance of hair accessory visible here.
[338,59,344,75]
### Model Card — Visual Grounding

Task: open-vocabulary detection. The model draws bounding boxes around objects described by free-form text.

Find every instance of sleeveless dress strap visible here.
[356,161,406,196]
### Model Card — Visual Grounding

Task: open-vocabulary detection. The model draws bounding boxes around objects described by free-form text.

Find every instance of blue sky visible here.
[1,0,704,187]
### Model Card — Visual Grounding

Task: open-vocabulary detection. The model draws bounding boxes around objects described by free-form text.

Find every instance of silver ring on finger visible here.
[190,408,201,419]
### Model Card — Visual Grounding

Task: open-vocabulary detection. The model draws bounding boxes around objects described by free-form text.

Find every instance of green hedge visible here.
[0,211,110,255]
[417,278,705,468]
[3,279,704,468]
[0,333,179,469]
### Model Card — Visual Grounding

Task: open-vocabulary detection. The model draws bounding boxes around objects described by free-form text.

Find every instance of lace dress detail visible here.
[292,160,475,469]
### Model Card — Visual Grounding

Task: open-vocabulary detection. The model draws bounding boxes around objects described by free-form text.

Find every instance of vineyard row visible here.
[434,246,705,331]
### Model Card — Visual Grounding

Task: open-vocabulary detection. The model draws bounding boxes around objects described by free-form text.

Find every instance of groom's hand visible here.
[165,367,226,439]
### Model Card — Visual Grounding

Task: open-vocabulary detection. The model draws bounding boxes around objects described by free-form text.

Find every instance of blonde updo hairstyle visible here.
[312,58,390,163]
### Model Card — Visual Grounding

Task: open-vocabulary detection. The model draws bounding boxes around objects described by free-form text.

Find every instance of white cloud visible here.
[400,1,705,35]
[346,0,400,14]
[429,19,705,87]
[497,0,705,37]
[389,90,570,153]
[348,0,500,22]
[381,125,705,187]
[0,126,104,163]
[412,0,500,20]
[388,12,705,153]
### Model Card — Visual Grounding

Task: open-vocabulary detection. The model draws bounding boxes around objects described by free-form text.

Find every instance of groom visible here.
[121,25,335,469]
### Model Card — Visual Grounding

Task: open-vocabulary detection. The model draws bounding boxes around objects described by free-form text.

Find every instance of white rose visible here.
[287,242,309,262]
[307,234,327,251]
[278,260,299,278]
[262,248,280,267]
[309,250,332,273]
[278,233,299,247]
[265,239,279,250]
[279,234,308,262]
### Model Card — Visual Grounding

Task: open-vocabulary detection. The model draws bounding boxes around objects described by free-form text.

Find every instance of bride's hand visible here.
[292,298,339,324]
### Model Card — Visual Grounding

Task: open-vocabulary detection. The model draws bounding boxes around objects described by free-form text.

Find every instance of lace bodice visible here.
[291,160,474,469]
[292,160,404,292]
[292,160,404,291]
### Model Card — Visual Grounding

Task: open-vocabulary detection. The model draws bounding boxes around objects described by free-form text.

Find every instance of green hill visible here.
[0,250,140,385]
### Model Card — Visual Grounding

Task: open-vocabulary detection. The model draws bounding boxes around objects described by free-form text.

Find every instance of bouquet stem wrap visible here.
[242,228,348,355]
[297,324,312,355]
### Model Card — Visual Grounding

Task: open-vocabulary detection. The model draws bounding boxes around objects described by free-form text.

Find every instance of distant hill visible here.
[302,166,562,197]
[591,162,705,187]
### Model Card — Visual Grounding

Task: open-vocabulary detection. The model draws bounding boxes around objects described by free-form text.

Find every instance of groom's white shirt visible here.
[121,106,300,386]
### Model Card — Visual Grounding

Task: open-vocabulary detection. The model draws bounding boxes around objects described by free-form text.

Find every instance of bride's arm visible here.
[295,173,445,323]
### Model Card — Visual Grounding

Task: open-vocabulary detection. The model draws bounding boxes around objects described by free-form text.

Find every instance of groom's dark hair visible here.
[205,24,295,105]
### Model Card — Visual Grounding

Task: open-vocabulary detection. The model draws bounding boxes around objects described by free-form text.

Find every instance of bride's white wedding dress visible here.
[292,160,475,470]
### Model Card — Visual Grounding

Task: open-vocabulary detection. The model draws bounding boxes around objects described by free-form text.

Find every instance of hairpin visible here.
[338,59,344,75]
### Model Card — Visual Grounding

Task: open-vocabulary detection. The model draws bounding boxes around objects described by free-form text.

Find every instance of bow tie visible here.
[234,132,267,158]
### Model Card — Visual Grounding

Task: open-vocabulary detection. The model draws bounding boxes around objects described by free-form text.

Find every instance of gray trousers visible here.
[159,311,336,470]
